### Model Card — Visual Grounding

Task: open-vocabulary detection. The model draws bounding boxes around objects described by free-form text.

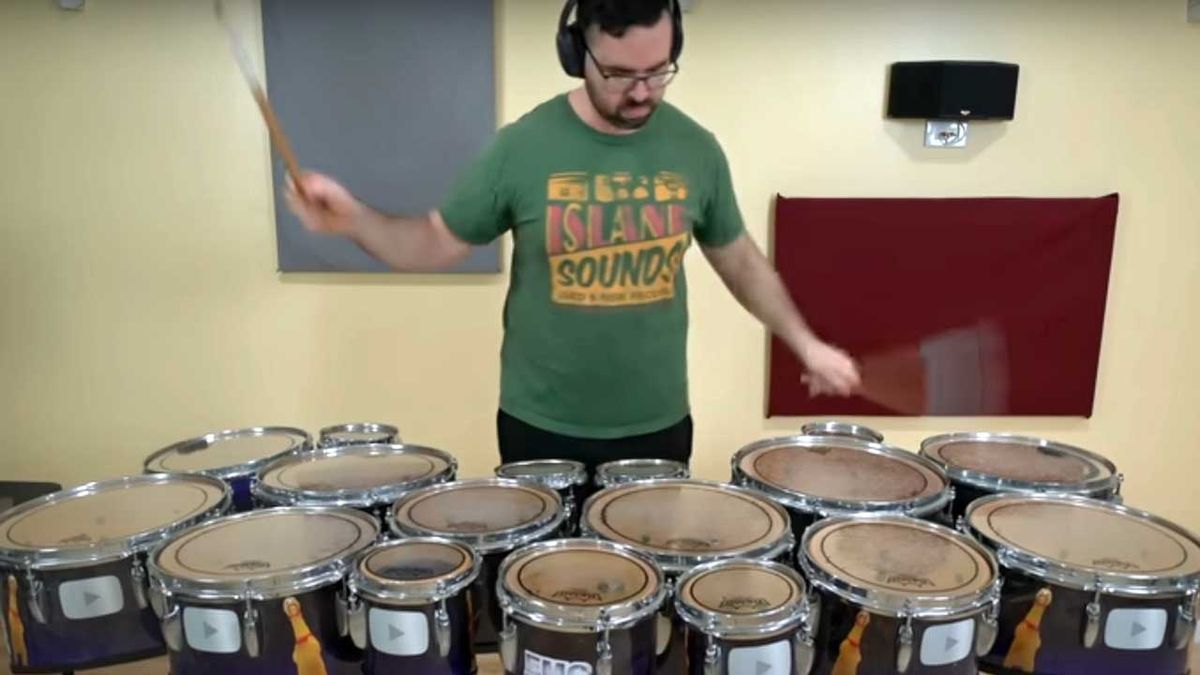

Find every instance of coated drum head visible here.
[801,515,997,617]
[495,459,587,489]
[498,539,665,630]
[0,474,229,567]
[920,433,1117,491]
[801,421,884,443]
[150,506,378,599]
[319,422,399,447]
[676,559,807,638]
[735,436,948,512]
[390,479,564,553]
[967,494,1200,593]
[256,443,454,506]
[595,458,689,487]
[357,538,479,603]
[144,426,311,476]
[581,480,791,572]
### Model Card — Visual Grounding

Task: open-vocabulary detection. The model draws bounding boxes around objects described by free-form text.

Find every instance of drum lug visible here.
[656,576,677,656]
[564,500,577,535]
[1083,587,1102,649]
[242,597,261,658]
[1172,586,1198,650]
[976,581,1001,656]
[499,599,518,673]
[793,625,816,675]
[130,556,150,610]
[803,587,821,640]
[341,577,366,650]
[596,611,613,675]
[895,607,914,674]
[23,569,47,625]
[160,596,183,652]
[703,631,723,675]
[148,577,167,618]
[434,596,452,658]
[335,578,355,639]
[656,606,673,656]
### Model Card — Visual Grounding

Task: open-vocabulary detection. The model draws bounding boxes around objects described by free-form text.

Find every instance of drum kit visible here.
[0,419,1196,675]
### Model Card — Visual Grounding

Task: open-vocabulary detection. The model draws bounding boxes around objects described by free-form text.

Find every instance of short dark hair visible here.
[577,0,672,39]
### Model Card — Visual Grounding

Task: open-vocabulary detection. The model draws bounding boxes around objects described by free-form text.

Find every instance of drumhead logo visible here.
[1092,557,1139,571]
[445,520,492,533]
[885,574,935,589]
[718,596,772,612]
[524,649,593,675]
[664,537,714,550]
[224,560,271,572]
[550,588,604,604]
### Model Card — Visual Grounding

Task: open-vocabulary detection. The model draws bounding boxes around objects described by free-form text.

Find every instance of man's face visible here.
[582,11,674,130]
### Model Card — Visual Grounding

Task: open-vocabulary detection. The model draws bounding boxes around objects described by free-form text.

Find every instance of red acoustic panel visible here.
[768,194,1119,417]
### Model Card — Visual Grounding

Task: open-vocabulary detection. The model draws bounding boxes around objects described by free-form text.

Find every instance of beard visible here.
[584,78,659,130]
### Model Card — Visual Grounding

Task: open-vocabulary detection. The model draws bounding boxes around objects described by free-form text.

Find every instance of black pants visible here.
[496,409,693,477]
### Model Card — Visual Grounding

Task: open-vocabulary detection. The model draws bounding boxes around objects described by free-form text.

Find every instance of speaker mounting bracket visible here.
[925,120,969,148]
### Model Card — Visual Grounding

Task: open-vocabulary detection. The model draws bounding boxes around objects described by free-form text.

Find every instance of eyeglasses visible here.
[584,44,679,90]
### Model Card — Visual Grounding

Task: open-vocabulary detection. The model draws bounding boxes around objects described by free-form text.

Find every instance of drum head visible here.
[801,421,884,443]
[596,459,688,486]
[802,515,996,617]
[145,427,310,475]
[258,445,452,501]
[968,495,1200,591]
[921,433,1116,490]
[499,539,664,630]
[495,460,586,488]
[358,538,478,602]
[319,423,398,447]
[582,480,791,571]
[152,507,378,598]
[737,438,947,510]
[0,475,228,567]
[391,479,563,553]
[676,560,807,638]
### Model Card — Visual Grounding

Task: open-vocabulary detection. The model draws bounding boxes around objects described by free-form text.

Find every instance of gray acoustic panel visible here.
[261,0,500,273]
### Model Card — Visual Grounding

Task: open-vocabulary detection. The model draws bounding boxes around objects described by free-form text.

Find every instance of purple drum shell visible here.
[361,592,475,675]
[166,585,360,675]
[509,618,658,675]
[3,558,164,673]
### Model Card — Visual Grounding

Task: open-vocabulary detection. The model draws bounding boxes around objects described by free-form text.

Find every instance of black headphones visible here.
[556,0,684,78]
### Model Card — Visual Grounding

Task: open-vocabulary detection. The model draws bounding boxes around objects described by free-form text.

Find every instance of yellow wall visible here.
[2,1,1197,530]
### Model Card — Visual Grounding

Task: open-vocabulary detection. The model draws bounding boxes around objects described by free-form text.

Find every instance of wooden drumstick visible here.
[213,0,308,200]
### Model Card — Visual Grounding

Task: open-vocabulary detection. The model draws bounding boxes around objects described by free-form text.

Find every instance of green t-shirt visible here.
[441,93,744,438]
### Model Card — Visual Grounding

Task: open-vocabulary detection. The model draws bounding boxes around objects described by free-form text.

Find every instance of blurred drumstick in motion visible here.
[213,0,307,200]
[853,320,1009,416]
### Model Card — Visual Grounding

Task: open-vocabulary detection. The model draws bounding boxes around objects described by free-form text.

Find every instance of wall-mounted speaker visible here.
[887,61,1019,121]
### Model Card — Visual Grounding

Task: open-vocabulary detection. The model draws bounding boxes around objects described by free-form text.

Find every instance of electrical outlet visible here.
[58,0,85,9]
